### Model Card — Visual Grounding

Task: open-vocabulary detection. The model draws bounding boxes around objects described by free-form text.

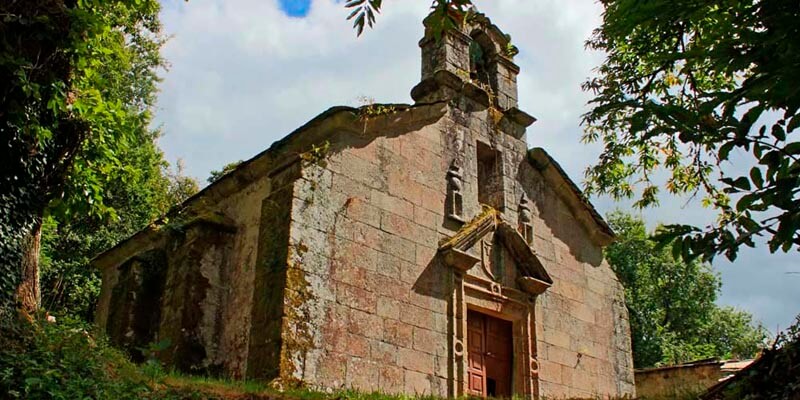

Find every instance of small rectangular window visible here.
[477,142,504,210]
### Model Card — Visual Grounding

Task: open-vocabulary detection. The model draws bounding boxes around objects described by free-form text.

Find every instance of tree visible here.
[17,0,199,319]
[582,0,800,262]
[702,306,772,362]
[40,146,199,320]
[704,314,799,399]
[165,159,201,204]
[207,160,243,184]
[0,0,162,313]
[606,212,768,367]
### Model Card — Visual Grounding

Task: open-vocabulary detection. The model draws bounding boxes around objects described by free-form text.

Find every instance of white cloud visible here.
[154,0,798,333]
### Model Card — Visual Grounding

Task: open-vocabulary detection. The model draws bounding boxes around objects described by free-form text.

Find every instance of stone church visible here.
[94,12,635,399]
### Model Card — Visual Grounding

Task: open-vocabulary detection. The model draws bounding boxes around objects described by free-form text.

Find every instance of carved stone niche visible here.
[518,193,534,245]
[447,163,465,222]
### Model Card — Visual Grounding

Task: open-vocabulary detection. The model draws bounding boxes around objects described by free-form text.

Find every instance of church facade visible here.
[94,13,635,398]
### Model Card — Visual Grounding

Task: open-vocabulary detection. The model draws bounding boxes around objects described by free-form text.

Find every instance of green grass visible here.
[0,312,637,400]
[164,373,455,400]
[163,374,607,400]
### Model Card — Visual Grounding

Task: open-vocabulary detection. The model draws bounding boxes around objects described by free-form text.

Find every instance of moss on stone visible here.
[438,204,498,249]
[278,242,316,389]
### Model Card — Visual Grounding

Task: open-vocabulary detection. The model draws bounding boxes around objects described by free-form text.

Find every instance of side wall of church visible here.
[203,170,274,379]
[95,151,299,379]
[159,158,307,380]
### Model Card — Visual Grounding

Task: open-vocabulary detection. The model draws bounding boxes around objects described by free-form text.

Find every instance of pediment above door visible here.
[439,206,553,295]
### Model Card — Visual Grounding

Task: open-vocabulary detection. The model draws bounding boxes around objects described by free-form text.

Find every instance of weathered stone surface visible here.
[105,250,167,363]
[246,162,299,380]
[94,11,634,399]
[635,360,739,399]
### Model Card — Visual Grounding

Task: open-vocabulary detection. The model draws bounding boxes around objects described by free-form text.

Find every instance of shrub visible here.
[0,313,168,399]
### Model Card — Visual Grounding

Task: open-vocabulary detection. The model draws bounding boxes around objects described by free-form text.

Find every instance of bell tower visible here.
[413,11,536,219]
[412,12,521,111]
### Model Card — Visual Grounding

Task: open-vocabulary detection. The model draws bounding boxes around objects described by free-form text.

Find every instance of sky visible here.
[154,0,798,334]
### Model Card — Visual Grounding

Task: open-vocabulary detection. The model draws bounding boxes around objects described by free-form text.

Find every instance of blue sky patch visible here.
[278,0,312,17]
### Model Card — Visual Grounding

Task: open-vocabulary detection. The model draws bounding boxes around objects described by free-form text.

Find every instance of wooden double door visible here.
[467,310,513,398]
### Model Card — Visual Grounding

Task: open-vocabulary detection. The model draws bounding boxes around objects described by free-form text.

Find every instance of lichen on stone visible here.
[439,204,498,249]
[277,242,316,389]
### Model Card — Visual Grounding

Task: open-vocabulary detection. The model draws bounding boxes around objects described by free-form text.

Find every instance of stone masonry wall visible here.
[284,116,453,395]
[95,12,634,395]
[518,164,635,397]
[212,167,274,378]
[246,162,301,379]
[95,101,634,395]
[280,99,634,397]
[635,362,725,399]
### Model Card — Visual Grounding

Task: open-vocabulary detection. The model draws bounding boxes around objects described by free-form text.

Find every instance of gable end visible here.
[527,147,615,246]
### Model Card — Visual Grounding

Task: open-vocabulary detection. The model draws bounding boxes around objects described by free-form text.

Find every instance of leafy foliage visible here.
[606,212,769,367]
[165,160,201,205]
[0,0,83,308]
[207,160,244,184]
[346,0,474,38]
[0,0,199,313]
[48,1,166,223]
[299,141,331,167]
[0,0,200,319]
[582,0,800,262]
[0,0,166,308]
[0,315,162,399]
[705,314,800,400]
[345,0,383,36]
[40,158,198,320]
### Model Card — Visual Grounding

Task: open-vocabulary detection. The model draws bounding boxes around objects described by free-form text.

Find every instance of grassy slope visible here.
[0,315,450,400]
[163,374,445,400]
[0,315,650,400]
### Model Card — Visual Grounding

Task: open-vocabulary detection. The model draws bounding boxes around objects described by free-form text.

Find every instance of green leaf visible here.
[787,115,800,133]
[749,167,763,189]
[718,141,735,161]
[737,193,757,212]
[731,177,751,191]
[738,104,765,136]
[579,0,800,261]
[739,216,761,233]
[24,377,42,387]
[772,124,786,141]
[785,142,800,155]
[345,0,383,36]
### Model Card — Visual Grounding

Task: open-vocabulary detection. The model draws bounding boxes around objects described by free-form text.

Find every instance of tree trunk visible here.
[17,219,42,314]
